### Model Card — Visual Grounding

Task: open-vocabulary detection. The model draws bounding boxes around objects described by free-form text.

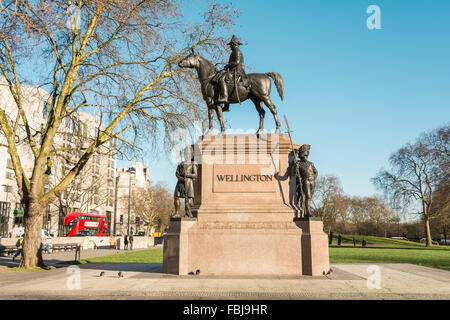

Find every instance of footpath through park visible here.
[0,249,449,299]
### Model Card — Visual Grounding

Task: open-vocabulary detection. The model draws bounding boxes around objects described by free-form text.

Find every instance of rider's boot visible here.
[217,78,228,103]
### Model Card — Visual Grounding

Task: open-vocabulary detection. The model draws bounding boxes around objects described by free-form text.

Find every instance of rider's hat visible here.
[228,35,243,46]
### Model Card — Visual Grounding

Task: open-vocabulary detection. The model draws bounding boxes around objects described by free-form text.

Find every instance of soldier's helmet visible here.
[228,35,243,46]
[299,144,311,154]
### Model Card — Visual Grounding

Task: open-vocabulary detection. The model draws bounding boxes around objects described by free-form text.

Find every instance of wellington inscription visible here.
[216,174,273,182]
[213,164,278,193]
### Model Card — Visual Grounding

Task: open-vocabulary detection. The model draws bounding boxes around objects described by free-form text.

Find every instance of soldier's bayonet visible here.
[284,115,304,216]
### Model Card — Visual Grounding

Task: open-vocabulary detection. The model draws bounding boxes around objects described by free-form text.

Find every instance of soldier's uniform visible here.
[174,162,197,199]
[294,144,318,217]
[216,35,247,103]
[173,160,197,218]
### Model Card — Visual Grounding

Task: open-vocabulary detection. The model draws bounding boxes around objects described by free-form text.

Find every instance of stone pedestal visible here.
[163,133,328,276]
[162,218,197,275]
[295,217,330,276]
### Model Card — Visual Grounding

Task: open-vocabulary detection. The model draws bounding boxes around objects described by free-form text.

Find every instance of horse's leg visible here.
[261,95,281,132]
[215,104,225,133]
[208,107,214,131]
[251,97,265,135]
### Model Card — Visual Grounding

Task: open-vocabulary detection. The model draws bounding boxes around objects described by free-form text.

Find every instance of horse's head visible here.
[178,49,199,69]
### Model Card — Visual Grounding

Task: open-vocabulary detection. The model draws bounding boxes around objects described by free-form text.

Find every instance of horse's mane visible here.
[198,55,218,74]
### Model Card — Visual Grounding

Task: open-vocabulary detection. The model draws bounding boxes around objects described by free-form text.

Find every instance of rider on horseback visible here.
[215,35,248,104]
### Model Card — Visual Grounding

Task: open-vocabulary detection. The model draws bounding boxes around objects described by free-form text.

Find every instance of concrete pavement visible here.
[0,262,449,299]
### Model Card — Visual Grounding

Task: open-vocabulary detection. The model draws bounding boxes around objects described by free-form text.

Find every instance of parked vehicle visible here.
[420,238,439,245]
[42,229,52,238]
[13,227,52,239]
[390,237,407,240]
[63,212,108,237]
[440,239,450,245]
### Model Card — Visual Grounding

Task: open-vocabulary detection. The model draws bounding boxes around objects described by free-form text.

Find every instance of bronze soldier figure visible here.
[216,35,247,104]
[173,147,198,218]
[294,144,318,218]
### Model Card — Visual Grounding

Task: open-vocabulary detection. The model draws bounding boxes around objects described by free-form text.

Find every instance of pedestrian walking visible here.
[129,234,134,251]
[124,235,128,250]
[362,239,367,247]
[41,238,52,254]
[337,234,342,246]
[12,235,24,262]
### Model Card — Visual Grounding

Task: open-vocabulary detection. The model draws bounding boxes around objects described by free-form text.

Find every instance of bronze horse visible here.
[178,51,284,134]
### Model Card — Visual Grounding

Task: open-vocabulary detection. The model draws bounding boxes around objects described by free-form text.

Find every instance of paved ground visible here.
[0,259,449,299]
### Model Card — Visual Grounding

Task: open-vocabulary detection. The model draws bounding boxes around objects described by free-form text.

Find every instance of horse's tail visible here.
[266,72,284,101]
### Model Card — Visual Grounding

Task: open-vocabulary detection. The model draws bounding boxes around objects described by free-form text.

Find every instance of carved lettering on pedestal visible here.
[216,174,273,182]
[213,164,278,193]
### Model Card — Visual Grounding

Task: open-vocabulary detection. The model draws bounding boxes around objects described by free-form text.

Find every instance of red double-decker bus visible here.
[63,212,109,237]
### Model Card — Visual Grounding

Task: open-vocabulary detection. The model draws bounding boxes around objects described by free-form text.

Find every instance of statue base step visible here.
[163,218,303,276]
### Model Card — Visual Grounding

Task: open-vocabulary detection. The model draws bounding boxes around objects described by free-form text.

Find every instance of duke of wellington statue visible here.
[163,36,329,276]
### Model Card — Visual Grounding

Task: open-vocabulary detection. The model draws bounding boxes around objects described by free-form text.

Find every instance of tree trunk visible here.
[424,216,433,247]
[19,201,46,268]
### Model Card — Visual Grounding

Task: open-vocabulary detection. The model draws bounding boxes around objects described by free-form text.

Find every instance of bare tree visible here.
[430,180,450,243]
[127,182,172,236]
[0,0,236,267]
[311,175,343,232]
[372,124,449,246]
[332,194,351,234]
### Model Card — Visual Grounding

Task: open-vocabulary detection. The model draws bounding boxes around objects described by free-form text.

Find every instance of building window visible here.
[135,217,140,225]
[43,101,50,118]
[6,172,14,180]
[65,117,69,128]
[82,123,87,138]
[120,215,123,224]
[109,169,114,178]
[109,189,114,197]
[6,158,13,169]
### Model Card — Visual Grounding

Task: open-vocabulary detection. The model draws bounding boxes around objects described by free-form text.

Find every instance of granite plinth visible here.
[295,218,330,276]
[163,134,328,276]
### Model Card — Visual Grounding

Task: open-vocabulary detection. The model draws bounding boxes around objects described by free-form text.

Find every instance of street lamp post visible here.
[127,168,135,235]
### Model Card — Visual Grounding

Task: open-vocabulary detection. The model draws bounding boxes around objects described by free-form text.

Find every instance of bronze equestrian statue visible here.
[293,144,318,218]
[178,35,284,135]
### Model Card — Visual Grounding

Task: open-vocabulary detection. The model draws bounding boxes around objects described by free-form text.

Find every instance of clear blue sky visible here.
[133,0,450,197]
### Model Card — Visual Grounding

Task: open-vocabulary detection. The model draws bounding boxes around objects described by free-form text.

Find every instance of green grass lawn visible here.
[73,248,163,264]
[330,246,450,271]
[329,234,426,247]
[58,238,450,272]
